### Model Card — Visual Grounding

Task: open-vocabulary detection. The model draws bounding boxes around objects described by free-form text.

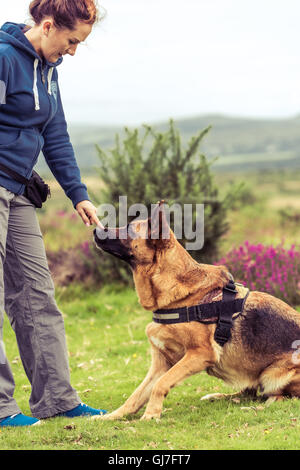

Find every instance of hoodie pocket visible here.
[0,128,41,178]
[0,127,22,147]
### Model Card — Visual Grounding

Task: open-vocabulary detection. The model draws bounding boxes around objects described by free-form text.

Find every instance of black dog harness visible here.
[152,279,249,347]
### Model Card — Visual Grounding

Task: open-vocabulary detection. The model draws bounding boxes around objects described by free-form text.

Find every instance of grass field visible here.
[2,284,300,450]
[1,169,300,450]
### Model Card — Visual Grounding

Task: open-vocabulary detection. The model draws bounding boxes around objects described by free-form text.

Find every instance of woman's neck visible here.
[24,26,43,58]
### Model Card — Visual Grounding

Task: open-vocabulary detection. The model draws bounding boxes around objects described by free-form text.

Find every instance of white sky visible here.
[1,0,300,125]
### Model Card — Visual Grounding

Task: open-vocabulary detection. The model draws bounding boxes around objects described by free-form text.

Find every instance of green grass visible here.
[1,284,300,450]
[1,169,300,449]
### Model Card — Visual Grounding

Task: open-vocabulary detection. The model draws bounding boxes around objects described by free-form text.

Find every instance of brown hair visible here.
[29,0,101,30]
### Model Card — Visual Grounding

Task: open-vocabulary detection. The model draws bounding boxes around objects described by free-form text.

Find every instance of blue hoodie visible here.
[0,22,89,207]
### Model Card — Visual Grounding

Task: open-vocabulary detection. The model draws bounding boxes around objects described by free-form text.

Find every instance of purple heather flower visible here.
[215,241,300,304]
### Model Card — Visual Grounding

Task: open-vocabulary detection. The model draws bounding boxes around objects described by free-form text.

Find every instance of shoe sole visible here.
[32,420,42,426]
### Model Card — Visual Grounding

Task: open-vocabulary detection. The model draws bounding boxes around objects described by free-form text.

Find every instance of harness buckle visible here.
[223,281,238,294]
[214,318,233,346]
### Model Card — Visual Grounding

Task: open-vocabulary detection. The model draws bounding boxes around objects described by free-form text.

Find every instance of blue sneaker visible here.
[57,403,107,418]
[0,413,41,427]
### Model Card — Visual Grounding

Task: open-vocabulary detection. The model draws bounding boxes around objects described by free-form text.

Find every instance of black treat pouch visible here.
[23,171,51,208]
[0,164,51,208]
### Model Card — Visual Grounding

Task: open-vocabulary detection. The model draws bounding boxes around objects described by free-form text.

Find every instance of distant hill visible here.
[35,114,300,176]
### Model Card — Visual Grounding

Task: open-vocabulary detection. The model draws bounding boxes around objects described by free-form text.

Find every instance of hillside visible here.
[35,114,300,176]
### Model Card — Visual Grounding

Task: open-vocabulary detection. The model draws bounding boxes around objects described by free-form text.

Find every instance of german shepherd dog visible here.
[93,201,300,420]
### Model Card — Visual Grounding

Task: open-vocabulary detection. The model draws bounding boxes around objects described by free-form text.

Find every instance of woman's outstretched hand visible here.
[76,200,103,227]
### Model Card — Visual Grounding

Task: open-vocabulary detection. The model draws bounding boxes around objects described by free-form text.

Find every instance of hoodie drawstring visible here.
[47,67,54,95]
[33,61,54,111]
[33,58,40,111]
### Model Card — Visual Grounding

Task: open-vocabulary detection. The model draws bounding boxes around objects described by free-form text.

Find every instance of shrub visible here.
[215,241,300,305]
[92,120,244,266]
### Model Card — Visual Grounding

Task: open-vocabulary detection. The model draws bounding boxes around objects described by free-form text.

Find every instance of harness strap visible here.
[152,279,249,347]
[214,279,239,346]
[153,298,244,324]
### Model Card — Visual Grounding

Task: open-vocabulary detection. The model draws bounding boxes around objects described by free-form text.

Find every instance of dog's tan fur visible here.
[93,202,300,420]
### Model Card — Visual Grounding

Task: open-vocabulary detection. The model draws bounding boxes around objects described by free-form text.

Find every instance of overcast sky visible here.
[1,0,300,125]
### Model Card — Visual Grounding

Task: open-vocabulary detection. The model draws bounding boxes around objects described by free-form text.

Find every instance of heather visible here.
[216,241,300,306]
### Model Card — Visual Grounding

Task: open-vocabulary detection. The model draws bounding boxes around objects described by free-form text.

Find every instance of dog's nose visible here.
[95,225,109,241]
[95,226,103,239]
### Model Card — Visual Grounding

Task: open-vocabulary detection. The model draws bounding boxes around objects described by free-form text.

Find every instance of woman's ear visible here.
[42,19,53,37]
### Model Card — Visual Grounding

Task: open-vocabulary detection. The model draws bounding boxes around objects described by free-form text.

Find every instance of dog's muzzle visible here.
[93,227,135,266]
[93,226,110,246]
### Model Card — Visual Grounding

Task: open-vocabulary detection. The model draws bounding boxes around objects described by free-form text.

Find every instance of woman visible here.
[0,0,107,426]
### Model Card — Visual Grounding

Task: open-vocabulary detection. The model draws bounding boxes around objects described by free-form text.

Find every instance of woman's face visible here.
[40,19,93,63]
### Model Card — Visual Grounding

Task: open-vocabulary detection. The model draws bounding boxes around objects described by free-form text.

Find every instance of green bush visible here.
[89,120,244,280]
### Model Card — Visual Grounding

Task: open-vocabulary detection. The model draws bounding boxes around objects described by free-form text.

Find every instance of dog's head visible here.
[94,200,230,310]
[93,200,173,270]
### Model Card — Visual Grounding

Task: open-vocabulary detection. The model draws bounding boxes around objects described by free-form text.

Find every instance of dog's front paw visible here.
[140,412,161,421]
[91,411,122,421]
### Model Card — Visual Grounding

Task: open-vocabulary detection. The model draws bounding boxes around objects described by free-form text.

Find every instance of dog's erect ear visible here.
[148,200,170,244]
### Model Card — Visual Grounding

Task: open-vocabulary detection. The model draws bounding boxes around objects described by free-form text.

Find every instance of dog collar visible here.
[152,280,249,347]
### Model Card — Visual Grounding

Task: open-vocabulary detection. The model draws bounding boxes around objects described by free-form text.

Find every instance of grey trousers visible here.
[0,186,81,419]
